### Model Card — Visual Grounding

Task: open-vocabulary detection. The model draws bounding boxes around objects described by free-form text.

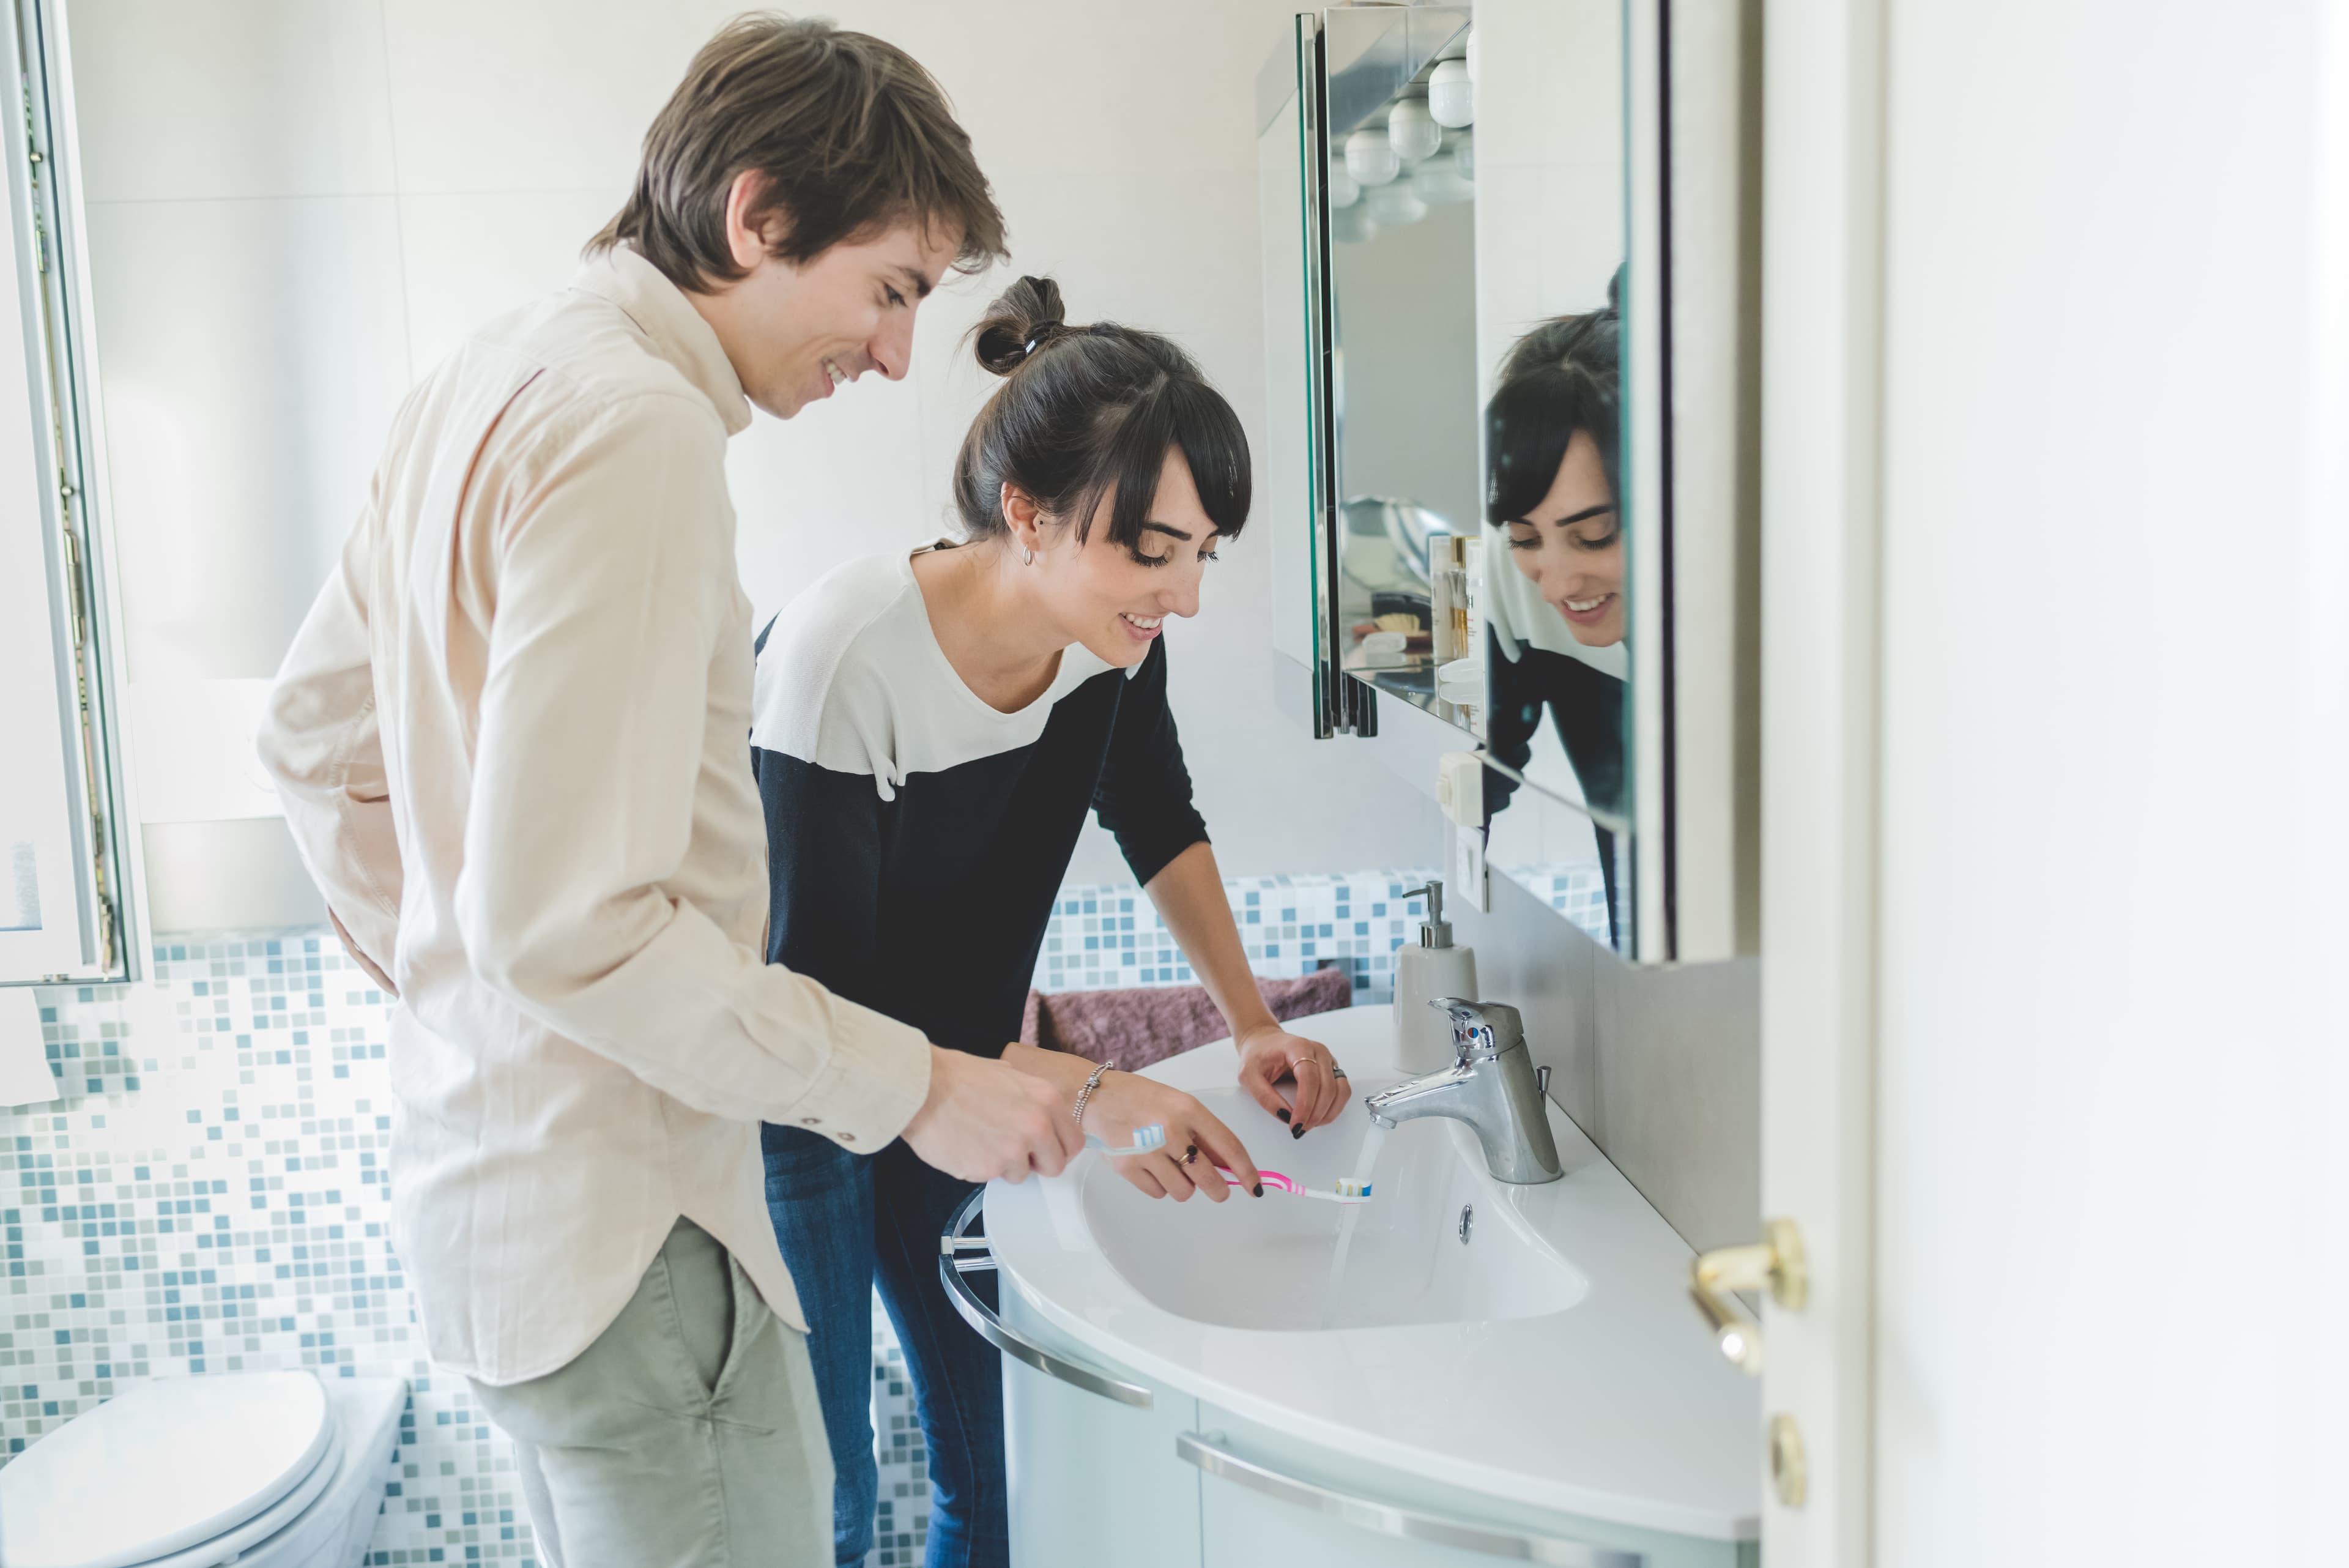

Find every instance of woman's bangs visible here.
[1486,374,1576,524]
[1170,381,1253,538]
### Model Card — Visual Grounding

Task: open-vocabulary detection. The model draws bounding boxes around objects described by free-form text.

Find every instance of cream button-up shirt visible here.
[258,247,932,1386]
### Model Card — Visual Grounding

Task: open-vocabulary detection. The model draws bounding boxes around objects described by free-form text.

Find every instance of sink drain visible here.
[1457,1204,1474,1244]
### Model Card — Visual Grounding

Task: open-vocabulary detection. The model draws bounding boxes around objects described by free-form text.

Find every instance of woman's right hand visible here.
[1083,1070,1263,1203]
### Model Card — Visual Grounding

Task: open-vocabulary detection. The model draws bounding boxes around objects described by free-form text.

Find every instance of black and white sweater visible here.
[750,548,1209,1059]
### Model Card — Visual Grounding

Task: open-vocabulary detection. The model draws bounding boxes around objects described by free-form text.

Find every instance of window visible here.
[1,0,133,984]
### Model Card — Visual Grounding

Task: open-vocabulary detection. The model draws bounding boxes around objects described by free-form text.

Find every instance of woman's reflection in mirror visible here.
[1482,278,1627,943]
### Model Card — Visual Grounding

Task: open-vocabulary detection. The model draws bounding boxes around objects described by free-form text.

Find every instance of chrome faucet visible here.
[1364,998,1563,1184]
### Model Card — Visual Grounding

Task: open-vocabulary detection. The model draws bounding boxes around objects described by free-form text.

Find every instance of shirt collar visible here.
[571,245,753,436]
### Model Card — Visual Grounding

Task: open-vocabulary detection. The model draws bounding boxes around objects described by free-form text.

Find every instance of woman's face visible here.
[1504,427,1623,647]
[1028,447,1223,669]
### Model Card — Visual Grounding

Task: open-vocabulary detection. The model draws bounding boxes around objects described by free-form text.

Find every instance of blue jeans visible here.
[762,1126,1006,1568]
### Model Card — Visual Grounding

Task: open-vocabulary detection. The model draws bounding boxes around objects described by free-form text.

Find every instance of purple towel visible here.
[1019,968,1353,1074]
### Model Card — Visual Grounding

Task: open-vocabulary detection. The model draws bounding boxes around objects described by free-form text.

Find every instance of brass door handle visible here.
[1688,1217,1806,1374]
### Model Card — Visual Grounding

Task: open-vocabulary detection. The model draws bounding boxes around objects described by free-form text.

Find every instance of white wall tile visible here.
[378,0,727,195]
[84,196,412,682]
[729,377,940,626]
[376,0,1305,195]
[392,187,623,376]
[63,0,399,201]
[1475,163,1622,390]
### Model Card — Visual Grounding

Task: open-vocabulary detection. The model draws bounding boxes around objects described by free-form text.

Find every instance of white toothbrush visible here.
[1086,1123,1167,1157]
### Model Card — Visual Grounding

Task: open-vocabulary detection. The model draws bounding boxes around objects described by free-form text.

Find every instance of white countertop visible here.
[982,1003,1763,1542]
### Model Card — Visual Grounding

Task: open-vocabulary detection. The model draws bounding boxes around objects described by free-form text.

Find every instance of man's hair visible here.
[588,15,1007,288]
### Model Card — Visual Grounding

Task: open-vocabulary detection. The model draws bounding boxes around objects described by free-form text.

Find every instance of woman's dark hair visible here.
[1486,300,1621,526]
[588,16,1007,289]
[953,277,1251,549]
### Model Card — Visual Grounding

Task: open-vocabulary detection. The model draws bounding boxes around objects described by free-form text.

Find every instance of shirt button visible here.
[800,1116,822,1127]
[837,1132,856,1145]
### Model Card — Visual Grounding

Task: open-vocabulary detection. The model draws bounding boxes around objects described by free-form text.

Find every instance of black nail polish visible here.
[1291,1123,1305,1140]
[1276,1109,1291,1123]
[1253,1183,1264,1197]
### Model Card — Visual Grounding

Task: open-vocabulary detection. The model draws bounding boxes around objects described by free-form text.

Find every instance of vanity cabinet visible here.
[998,1288,1201,1568]
[998,1285,1754,1568]
[1189,1404,1754,1568]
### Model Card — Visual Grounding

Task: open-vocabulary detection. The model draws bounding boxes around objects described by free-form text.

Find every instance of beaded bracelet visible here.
[1072,1061,1111,1128]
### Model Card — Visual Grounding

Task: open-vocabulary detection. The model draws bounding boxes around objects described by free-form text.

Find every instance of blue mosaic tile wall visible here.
[1504,865,1614,949]
[0,869,1430,1567]
[0,931,512,1566]
[1036,869,1441,1005]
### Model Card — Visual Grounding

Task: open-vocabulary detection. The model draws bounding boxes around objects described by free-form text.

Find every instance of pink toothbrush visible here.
[1215,1166,1372,1203]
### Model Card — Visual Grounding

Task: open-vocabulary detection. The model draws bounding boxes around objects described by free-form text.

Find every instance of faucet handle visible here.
[1427,997,1523,1060]
[1429,995,1482,1063]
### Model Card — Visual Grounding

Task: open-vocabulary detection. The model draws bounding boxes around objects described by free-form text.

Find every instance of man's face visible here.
[706,212,962,418]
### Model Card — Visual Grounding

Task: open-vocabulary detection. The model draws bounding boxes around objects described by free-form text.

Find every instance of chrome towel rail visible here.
[936,1187,1152,1409]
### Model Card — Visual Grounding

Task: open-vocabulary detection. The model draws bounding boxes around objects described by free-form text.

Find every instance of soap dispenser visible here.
[1392,880,1479,1071]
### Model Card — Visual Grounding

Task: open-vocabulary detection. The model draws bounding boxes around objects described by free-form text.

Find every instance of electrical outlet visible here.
[1436,751,1483,828]
[1449,820,1489,912]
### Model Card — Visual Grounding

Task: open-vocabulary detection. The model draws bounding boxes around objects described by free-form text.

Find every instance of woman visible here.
[750,276,1354,1568]
[1483,300,1630,936]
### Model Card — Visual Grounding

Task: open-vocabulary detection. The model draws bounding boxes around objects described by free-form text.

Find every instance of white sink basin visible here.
[1082,1083,1590,1331]
[982,1003,1762,1540]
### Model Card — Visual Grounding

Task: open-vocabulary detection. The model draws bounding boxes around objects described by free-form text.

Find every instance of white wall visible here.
[1330,200,1482,532]
[1871,2,2349,1562]
[69,0,1439,894]
[1470,0,1622,393]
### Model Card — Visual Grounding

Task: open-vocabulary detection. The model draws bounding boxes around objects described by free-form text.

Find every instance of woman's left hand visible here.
[1235,1026,1353,1135]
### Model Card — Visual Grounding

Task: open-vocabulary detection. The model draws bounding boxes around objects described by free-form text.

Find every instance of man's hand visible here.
[900,1046,1085,1184]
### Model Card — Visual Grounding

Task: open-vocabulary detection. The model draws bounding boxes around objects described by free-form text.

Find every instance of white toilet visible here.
[0,1371,405,1568]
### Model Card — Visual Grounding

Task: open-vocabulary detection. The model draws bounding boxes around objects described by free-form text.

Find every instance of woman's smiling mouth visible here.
[1557,592,1617,626]
[1119,611,1164,640]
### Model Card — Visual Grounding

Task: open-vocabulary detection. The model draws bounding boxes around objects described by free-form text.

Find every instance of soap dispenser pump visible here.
[1392,880,1479,1071]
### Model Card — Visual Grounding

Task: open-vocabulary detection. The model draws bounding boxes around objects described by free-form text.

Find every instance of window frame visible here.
[1,0,139,986]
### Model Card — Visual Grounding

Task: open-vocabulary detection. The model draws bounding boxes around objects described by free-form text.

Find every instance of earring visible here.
[1022,547,1036,566]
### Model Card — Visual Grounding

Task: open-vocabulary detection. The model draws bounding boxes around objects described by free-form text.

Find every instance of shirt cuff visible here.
[775,1008,933,1151]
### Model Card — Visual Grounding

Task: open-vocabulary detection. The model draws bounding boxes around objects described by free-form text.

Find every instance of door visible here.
[1757,3,2349,1566]
[1754,0,1886,1561]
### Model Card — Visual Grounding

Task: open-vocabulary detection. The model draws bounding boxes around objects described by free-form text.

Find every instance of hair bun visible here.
[973,275,1069,376]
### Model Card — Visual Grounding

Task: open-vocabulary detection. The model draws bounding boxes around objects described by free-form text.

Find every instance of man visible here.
[257,19,1082,1567]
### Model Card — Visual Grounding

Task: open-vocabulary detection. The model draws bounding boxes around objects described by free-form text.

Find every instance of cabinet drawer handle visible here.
[937,1188,1152,1409]
[1176,1430,1644,1567]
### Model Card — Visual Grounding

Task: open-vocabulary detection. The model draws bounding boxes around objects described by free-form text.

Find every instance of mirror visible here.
[1475,0,1759,964]
[1326,7,1477,733]
[1256,19,1334,735]
[1256,0,1756,962]
[1471,0,1633,949]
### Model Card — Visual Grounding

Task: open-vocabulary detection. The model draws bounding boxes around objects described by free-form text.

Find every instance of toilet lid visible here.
[0,1372,333,1568]
[131,1422,344,1568]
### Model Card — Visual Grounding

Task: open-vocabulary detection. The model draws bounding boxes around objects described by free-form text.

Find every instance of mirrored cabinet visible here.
[1256,5,1479,742]
[1259,0,1757,965]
